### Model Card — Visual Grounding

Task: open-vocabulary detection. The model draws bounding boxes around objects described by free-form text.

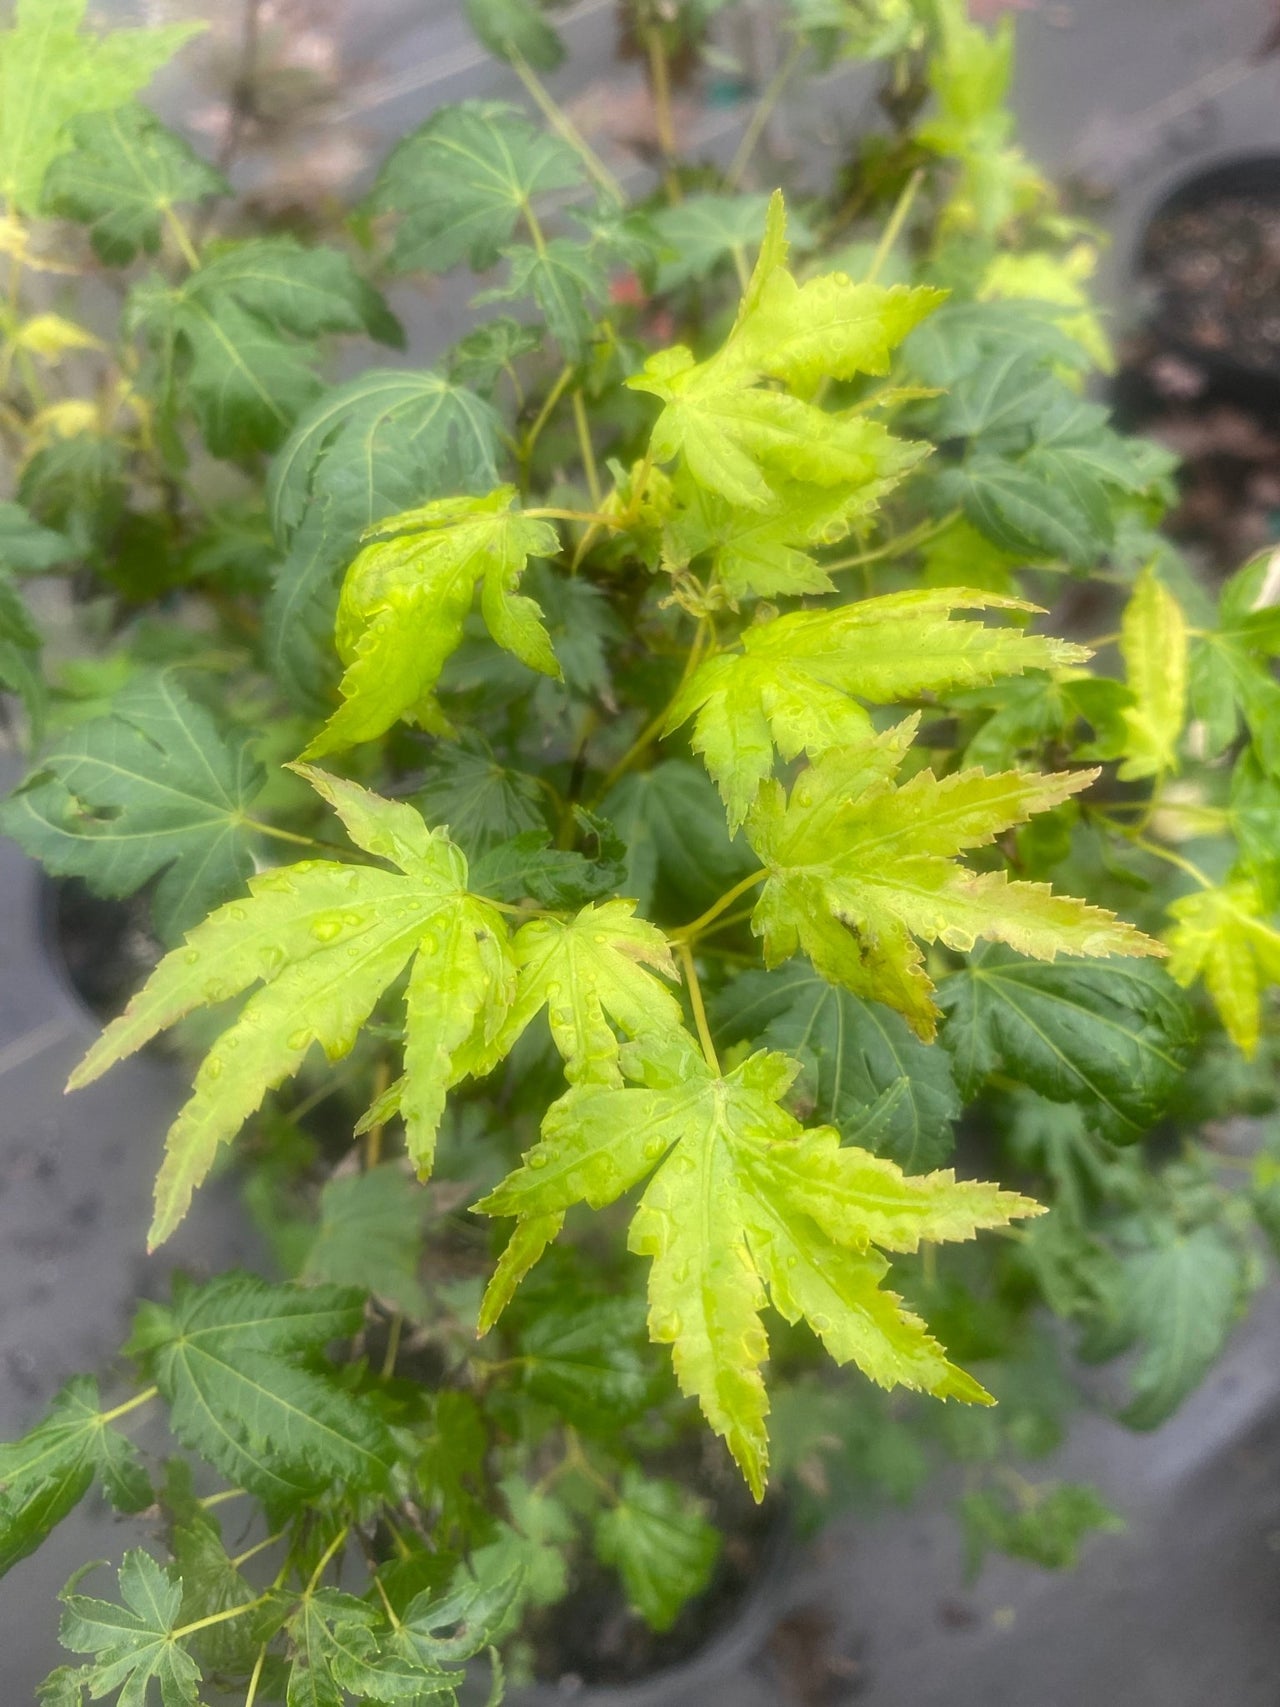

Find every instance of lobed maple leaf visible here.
[667,587,1090,827]
[1166,880,1280,1058]
[479,1038,1039,1497]
[0,1378,151,1579]
[128,236,403,458]
[0,0,201,214]
[264,366,502,711]
[55,1551,202,1707]
[1118,564,1188,780]
[629,192,939,513]
[304,487,561,758]
[369,101,585,275]
[68,768,515,1246]
[939,950,1195,1143]
[42,102,228,264]
[126,1275,391,1512]
[0,669,266,940]
[496,898,684,1086]
[746,719,1160,1038]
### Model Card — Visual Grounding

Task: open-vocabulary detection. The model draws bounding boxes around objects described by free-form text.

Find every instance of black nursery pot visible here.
[1137,154,1280,412]
[509,1510,794,1707]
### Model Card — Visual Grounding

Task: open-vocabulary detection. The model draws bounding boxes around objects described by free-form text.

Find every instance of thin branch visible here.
[509,50,625,204]
[671,868,769,945]
[677,941,720,1073]
[726,38,805,190]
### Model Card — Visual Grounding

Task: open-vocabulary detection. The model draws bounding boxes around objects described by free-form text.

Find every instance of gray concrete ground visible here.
[6,1,1280,1700]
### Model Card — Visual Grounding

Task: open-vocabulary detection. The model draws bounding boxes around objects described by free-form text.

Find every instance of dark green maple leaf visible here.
[717,963,961,1169]
[55,1551,200,1707]
[0,1377,151,1578]
[939,950,1195,1145]
[125,1274,392,1514]
[466,0,566,71]
[0,669,266,941]
[369,101,585,274]
[129,236,403,457]
[594,1468,720,1631]
[42,101,228,264]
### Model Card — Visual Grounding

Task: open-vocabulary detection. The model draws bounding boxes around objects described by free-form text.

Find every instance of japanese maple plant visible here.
[2,0,1278,1700]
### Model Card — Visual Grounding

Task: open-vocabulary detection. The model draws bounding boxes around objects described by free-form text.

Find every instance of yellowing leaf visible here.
[0,0,202,214]
[497,899,684,1085]
[1119,564,1188,781]
[734,269,946,394]
[668,588,1090,827]
[305,487,560,758]
[13,312,103,359]
[980,243,1112,373]
[1166,880,1280,1057]
[68,769,514,1246]
[631,348,896,512]
[26,399,100,443]
[747,722,1159,1037]
[628,192,937,513]
[664,451,926,605]
[478,1045,1035,1496]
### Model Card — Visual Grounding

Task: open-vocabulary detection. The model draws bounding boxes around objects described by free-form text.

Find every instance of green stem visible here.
[509,50,625,204]
[244,1646,267,1707]
[525,506,623,529]
[822,509,958,574]
[231,1531,285,1571]
[726,38,805,189]
[1103,823,1214,889]
[304,1525,350,1596]
[98,1385,158,1426]
[380,1311,403,1380]
[164,205,202,272]
[865,167,924,285]
[646,30,681,199]
[521,362,574,467]
[671,868,769,945]
[173,1588,276,1641]
[572,388,602,510]
[245,818,330,852]
[677,941,720,1073]
[198,1487,248,1510]
[591,617,711,801]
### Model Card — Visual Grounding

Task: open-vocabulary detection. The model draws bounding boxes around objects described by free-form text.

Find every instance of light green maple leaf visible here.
[732,266,946,394]
[667,587,1090,827]
[56,1551,200,1707]
[1166,880,1280,1057]
[42,102,228,264]
[0,0,201,214]
[479,1041,1037,1497]
[663,448,925,603]
[264,367,502,711]
[630,345,896,511]
[1118,563,1188,781]
[304,487,560,758]
[747,720,1159,1037]
[629,192,938,511]
[497,898,684,1085]
[68,768,515,1245]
